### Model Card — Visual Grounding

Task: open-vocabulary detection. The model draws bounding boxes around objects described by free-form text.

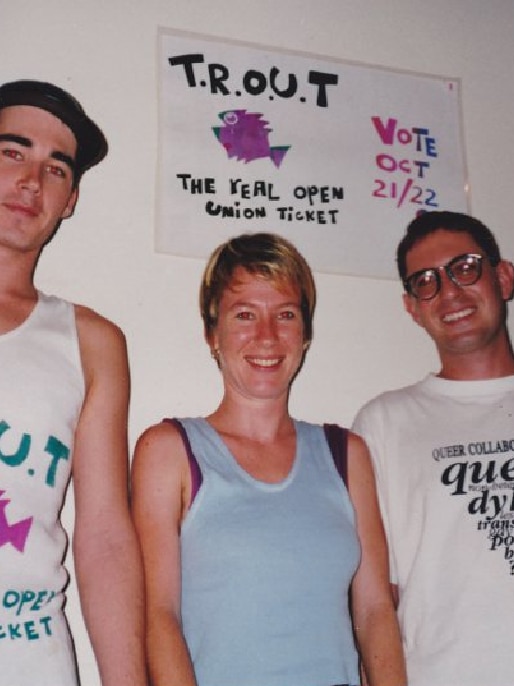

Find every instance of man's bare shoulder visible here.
[73,303,128,384]
[73,302,125,342]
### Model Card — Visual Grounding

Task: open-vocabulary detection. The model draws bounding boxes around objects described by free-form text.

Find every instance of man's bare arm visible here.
[73,305,146,686]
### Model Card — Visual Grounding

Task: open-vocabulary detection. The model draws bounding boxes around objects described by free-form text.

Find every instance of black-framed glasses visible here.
[404,253,488,301]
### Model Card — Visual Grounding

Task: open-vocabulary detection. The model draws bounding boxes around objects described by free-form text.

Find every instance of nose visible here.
[256,314,278,343]
[438,268,462,298]
[17,161,42,194]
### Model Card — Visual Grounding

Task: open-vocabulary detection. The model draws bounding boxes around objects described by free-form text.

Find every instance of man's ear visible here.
[403,291,423,327]
[495,260,514,302]
[61,186,79,220]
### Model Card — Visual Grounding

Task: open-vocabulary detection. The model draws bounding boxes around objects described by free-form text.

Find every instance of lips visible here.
[246,356,283,368]
[442,307,475,323]
[3,201,39,217]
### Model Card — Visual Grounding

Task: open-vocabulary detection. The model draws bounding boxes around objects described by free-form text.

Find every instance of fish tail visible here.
[269,146,290,168]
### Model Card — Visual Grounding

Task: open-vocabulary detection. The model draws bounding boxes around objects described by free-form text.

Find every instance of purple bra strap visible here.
[323,423,348,487]
[164,418,203,506]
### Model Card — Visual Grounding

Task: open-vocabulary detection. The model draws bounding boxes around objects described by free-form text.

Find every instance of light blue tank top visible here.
[178,417,361,686]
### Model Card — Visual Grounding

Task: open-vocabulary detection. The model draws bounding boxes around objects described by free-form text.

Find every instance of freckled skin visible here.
[210,267,305,404]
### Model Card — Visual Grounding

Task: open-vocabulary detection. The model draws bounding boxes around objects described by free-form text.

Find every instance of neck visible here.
[0,249,39,334]
[0,247,39,297]
[208,394,293,443]
[438,336,514,381]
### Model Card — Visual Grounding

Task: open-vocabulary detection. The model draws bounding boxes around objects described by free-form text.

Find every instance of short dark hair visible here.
[200,232,316,345]
[397,211,501,282]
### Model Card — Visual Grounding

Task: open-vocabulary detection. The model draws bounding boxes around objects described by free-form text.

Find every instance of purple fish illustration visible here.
[213,110,290,168]
[0,490,33,553]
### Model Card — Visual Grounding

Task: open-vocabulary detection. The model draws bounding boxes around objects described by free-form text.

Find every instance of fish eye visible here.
[224,111,238,126]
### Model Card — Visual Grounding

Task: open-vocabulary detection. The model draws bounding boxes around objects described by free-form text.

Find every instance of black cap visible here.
[0,79,108,177]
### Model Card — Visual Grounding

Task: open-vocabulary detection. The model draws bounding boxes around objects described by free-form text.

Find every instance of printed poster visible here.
[157,28,468,278]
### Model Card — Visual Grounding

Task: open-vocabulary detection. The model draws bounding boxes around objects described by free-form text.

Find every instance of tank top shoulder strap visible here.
[323,423,348,487]
[164,419,348,500]
[163,418,203,505]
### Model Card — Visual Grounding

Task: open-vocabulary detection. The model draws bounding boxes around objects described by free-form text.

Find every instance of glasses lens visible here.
[450,254,482,286]
[408,270,438,300]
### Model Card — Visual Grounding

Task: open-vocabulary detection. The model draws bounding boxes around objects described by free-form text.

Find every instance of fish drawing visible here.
[212,110,290,168]
[0,490,33,553]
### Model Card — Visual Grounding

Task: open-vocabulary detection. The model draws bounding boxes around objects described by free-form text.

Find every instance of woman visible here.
[131,232,406,686]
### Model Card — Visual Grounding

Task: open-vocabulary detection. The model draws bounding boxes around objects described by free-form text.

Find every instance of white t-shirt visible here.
[353,373,514,686]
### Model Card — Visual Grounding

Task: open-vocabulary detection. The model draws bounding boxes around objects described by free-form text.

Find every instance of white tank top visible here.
[0,292,84,686]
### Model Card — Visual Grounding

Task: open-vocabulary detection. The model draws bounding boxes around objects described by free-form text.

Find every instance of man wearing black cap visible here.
[0,80,145,686]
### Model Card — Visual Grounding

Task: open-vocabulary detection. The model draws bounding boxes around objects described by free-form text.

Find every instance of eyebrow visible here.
[227,299,302,310]
[0,133,76,174]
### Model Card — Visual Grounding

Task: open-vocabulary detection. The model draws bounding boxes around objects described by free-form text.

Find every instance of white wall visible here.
[2,1,513,683]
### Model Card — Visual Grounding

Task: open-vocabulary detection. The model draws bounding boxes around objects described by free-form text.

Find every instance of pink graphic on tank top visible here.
[0,489,33,552]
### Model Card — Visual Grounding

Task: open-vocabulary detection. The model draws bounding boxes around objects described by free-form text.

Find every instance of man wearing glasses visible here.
[353,211,514,686]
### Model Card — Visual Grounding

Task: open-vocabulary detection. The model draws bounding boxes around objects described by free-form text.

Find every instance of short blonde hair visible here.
[200,232,316,344]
